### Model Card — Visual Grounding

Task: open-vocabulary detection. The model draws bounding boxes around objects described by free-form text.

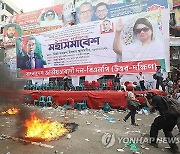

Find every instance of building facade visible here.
[169,4,180,82]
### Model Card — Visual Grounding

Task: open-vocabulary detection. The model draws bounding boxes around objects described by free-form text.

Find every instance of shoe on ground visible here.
[123,118,126,122]
[131,123,138,126]
[148,143,159,148]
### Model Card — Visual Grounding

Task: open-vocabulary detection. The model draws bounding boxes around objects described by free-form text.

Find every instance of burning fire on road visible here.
[24,112,69,141]
[1,107,20,115]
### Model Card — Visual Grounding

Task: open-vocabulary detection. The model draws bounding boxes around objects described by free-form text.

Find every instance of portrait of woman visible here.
[113,14,166,62]
[38,9,63,27]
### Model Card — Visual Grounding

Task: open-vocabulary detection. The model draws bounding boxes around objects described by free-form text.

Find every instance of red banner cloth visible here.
[20,89,166,109]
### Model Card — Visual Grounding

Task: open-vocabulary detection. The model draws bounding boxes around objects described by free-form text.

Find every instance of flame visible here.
[1,108,20,115]
[24,112,69,141]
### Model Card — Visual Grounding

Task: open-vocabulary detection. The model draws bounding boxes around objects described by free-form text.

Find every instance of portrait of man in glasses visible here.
[38,9,63,27]
[95,2,109,20]
[77,2,94,24]
[113,15,165,62]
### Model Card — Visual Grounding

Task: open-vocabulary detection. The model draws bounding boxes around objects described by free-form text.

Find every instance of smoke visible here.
[0,63,34,138]
[0,64,25,108]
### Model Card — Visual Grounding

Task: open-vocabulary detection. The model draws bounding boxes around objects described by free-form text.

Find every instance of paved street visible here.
[0,105,179,154]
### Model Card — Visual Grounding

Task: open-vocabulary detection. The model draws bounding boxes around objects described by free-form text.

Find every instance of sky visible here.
[9,0,53,12]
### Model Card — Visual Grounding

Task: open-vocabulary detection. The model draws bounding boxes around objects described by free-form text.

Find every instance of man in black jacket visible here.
[114,72,123,90]
[155,65,165,91]
[63,73,70,91]
[146,92,179,153]
[17,37,46,69]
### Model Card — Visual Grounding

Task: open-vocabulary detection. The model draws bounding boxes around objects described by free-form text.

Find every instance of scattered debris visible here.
[86,121,91,125]
[125,131,141,134]
[66,134,71,139]
[140,145,149,150]
[108,111,115,115]
[117,148,124,152]
[94,125,100,128]
[1,134,54,148]
[125,141,140,153]
[96,130,101,133]
[105,117,116,123]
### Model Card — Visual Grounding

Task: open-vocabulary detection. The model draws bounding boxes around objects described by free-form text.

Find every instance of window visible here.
[6,4,14,15]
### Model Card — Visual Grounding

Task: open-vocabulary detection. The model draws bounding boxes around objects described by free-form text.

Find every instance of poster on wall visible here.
[173,0,180,7]
[3,4,74,47]
[4,48,17,72]
[3,23,22,47]
[16,8,169,78]
[75,0,168,24]
[174,8,180,26]
[53,0,75,26]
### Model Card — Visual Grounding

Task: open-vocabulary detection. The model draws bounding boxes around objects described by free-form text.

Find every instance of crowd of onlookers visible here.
[163,77,180,100]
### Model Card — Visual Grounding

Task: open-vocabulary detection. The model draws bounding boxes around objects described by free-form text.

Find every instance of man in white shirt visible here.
[136,72,146,91]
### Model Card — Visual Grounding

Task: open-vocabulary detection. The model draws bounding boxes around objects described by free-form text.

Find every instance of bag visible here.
[153,74,157,80]
[103,102,112,113]
[128,100,140,110]
[161,96,180,117]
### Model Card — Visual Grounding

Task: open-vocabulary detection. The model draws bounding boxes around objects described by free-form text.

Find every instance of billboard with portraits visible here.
[16,8,169,78]
[4,0,169,78]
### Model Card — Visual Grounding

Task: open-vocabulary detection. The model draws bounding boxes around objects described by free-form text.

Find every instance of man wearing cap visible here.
[155,65,165,91]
